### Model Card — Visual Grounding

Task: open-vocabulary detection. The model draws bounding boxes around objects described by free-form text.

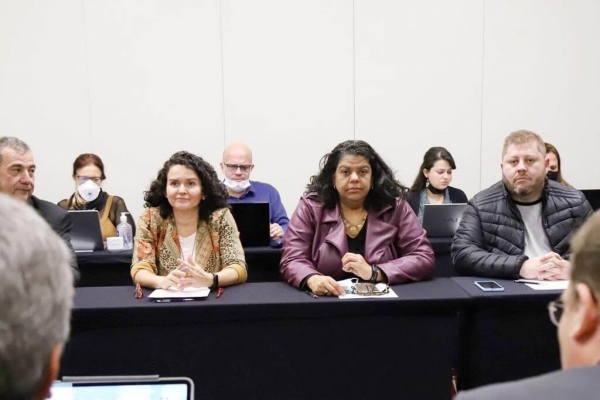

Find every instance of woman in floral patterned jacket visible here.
[131,151,247,289]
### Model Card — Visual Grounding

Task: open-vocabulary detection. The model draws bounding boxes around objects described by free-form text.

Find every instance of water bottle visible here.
[117,212,133,249]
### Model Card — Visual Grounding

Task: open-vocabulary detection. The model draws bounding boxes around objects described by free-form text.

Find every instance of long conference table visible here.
[75,237,455,287]
[60,278,562,400]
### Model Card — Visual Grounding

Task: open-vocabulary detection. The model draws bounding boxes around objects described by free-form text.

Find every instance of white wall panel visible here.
[220,0,354,215]
[1,0,599,225]
[83,0,224,220]
[481,0,600,190]
[355,0,484,198]
[0,0,90,202]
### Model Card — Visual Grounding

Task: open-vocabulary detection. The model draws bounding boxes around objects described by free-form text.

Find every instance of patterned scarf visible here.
[68,190,109,211]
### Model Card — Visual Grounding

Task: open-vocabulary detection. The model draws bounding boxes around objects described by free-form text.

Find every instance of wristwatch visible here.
[370,265,379,283]
[211,273,219,289]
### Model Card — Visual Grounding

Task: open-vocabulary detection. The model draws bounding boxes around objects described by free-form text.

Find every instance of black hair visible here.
[144,151,229,221]
[306,140,406,210]
[410,147,457,191]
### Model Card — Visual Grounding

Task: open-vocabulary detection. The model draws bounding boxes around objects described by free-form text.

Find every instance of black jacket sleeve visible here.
[405,191,420,216]
[448,187,469,203]
[29,196,80,284]
[53,210,81,284]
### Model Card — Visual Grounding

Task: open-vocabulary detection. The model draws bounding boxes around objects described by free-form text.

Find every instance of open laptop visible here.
[51,376,193,399]
[422,203,467,237]
[581,189,600,211]
[230,202,271,247]
[68,210,104,252]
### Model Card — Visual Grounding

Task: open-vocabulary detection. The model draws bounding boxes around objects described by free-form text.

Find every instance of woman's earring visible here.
[425,178,430,188]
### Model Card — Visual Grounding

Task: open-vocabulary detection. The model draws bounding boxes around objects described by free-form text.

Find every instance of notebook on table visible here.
[422,203,467,238]
[68,210,104,252]
[229,202,271,247]
[51,376,194,399]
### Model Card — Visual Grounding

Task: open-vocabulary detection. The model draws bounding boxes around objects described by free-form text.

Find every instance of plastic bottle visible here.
[117,212,133,249]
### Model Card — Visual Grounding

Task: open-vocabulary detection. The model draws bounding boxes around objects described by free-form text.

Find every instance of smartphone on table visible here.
[474,280,504,292]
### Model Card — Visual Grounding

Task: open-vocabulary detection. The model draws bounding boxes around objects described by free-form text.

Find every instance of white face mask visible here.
[223,178,251,193]
[77,179,101,202]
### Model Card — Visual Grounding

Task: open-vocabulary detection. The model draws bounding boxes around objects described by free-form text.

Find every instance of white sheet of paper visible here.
[336,278,398,299]
[148,286,210,299]
[524,280,569,291]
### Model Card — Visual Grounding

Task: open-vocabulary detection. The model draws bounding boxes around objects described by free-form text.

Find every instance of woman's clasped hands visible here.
[158,255,213,290]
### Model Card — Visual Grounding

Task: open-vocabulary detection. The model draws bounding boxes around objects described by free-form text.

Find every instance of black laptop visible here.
[581,189,600,211]
[230,202,271,247]
[68,210,104,252]
[51,376,193,399]
[422,203,467,237]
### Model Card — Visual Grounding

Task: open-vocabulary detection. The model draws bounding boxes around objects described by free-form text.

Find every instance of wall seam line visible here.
[479,0,487,192]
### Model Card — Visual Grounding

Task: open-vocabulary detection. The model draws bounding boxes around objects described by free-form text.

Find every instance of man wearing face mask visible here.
[0,136,80,284]
[220,142,289,241]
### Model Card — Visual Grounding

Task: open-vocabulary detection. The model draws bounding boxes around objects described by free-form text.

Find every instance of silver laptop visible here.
[51,376,194,399]
[422,203,467,237]
[68,210,104,252]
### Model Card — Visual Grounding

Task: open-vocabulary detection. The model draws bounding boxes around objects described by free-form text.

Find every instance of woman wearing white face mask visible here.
[58,153,135,241]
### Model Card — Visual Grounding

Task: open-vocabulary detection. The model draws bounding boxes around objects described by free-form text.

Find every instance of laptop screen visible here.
[230,202,271,247]
[51,377,193,399]
[422,203,467,238]
[68,210,104,251]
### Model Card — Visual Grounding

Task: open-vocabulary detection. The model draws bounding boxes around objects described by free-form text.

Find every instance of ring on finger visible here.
[323,289,329,295]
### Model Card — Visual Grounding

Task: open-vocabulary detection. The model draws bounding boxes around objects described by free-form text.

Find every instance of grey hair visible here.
[0,137,31,165]
[0,194,74,399]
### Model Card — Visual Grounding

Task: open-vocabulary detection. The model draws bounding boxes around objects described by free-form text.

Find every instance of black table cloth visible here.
[451,277,562,389]
[61,279,468,400]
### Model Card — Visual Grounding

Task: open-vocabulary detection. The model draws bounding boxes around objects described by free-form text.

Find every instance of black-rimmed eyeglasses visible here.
[547,298,564,327]
[224,164,252,173]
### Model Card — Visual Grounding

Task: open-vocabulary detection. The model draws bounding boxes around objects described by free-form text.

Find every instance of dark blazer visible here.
[451,180,593,279]
[28,195,80,284]
[406,186,469,216]
[456,364,600,400]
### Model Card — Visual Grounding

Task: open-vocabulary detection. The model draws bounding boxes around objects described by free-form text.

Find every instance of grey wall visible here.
[1,0,599,222]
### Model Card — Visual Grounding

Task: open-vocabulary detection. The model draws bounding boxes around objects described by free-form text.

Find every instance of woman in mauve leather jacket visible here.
[280,140,435,296]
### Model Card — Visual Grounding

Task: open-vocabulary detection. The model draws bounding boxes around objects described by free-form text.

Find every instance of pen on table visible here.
[514,279,540,285]
[305,290,318,299]
[216,288,224,298]
[154,298,195,303]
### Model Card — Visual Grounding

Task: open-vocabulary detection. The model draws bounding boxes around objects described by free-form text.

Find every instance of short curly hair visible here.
[306,140,407,210]
[144,151,229,221]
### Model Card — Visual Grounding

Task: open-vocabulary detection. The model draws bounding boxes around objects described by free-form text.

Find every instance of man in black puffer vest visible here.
[452,130,593,280]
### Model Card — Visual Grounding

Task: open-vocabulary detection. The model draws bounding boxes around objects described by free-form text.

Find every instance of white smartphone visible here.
[474,280,504,292]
